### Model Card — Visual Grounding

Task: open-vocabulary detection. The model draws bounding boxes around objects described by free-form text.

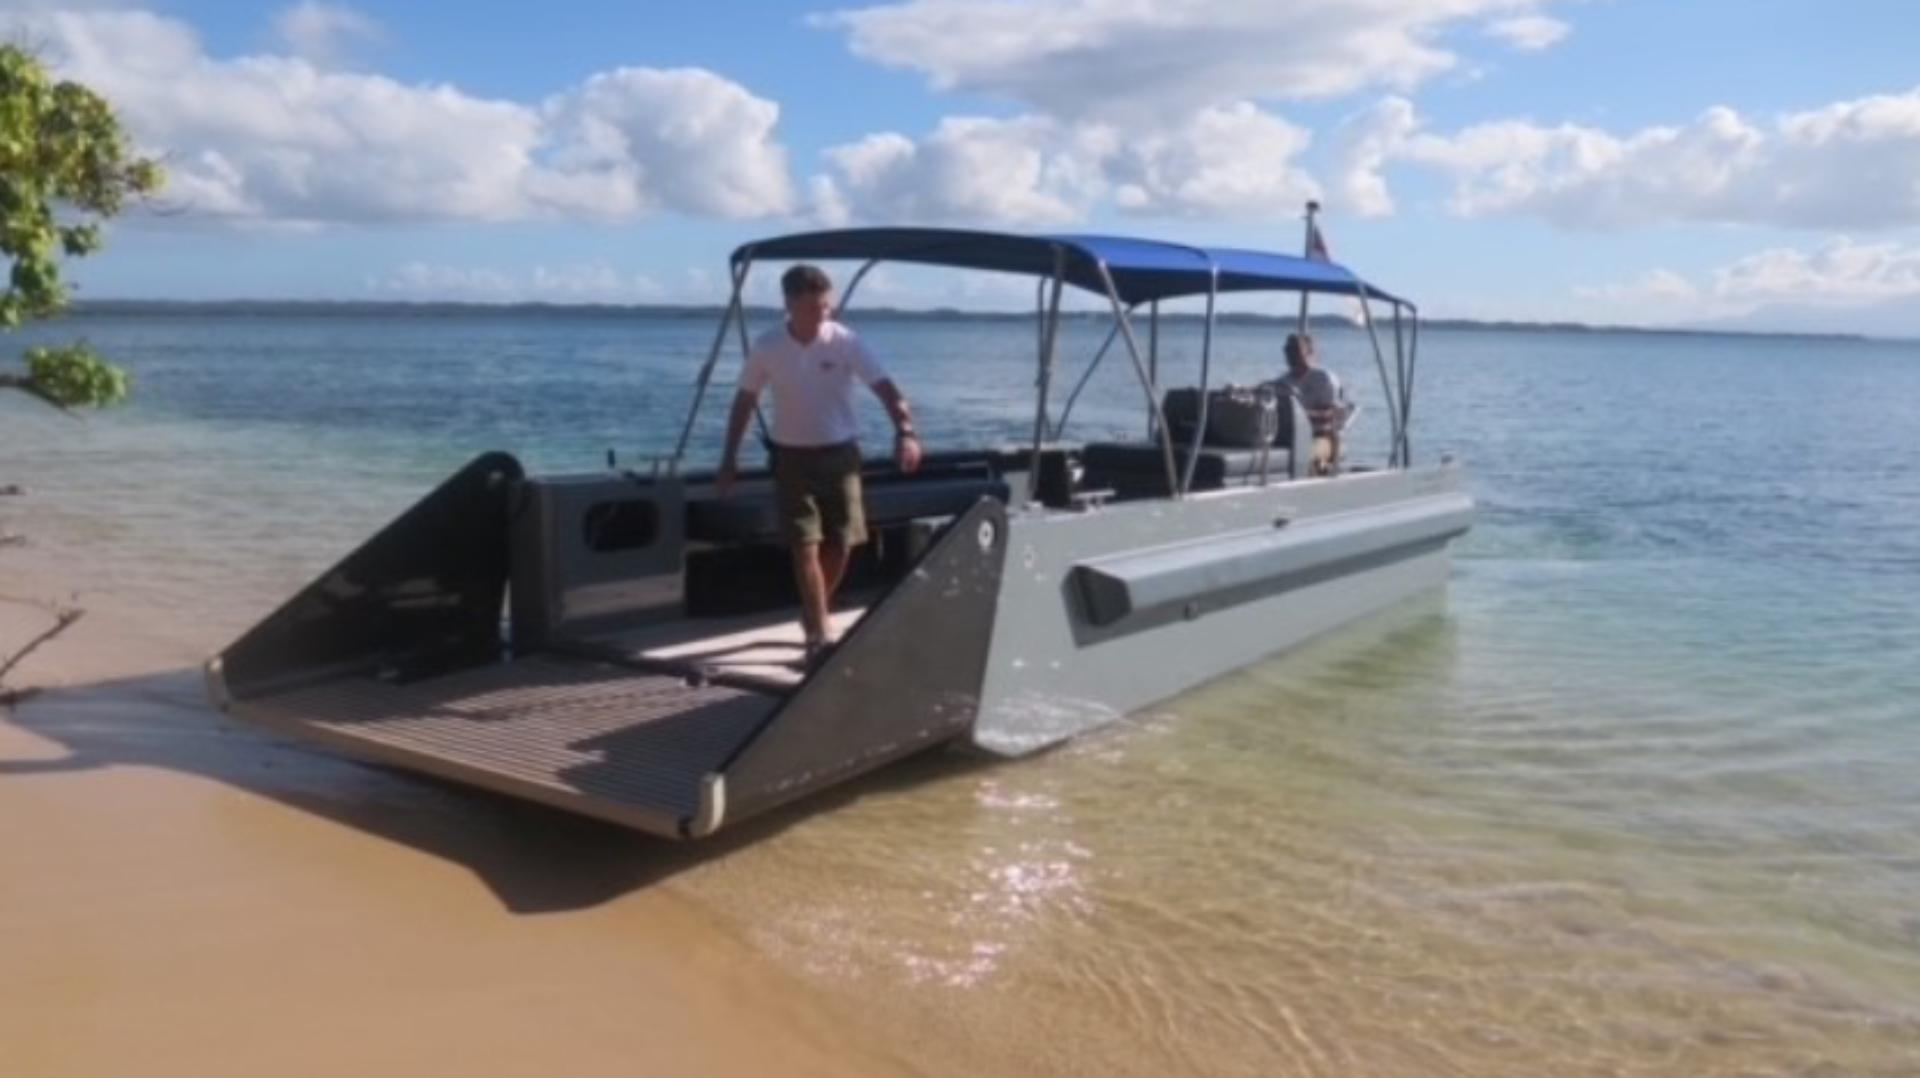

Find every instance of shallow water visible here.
[4,310,1919,1075]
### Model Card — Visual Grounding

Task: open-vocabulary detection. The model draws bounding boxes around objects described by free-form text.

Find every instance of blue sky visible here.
[17,1,1920,332]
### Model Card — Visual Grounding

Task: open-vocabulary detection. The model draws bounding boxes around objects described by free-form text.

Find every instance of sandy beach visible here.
[0,570,915,1078]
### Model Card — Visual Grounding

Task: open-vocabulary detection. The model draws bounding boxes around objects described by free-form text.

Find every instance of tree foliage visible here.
[15,342,128,407]
[0,43,161,409]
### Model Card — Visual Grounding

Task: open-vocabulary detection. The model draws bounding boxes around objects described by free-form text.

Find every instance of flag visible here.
[1304,216,1331,262]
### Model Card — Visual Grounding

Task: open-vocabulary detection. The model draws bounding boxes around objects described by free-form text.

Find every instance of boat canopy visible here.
[732,228,1409,309]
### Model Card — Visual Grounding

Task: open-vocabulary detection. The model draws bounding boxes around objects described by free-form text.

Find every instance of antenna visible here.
[1296,201,1322,334]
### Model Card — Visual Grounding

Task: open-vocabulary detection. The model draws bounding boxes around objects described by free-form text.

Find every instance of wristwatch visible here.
[896,425,918,440]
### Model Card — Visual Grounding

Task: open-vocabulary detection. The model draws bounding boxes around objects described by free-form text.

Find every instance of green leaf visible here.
[0,44,162,408]
[19,343,129,408]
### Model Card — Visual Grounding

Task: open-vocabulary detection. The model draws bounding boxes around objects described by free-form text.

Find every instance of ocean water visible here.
[5,309,1920,1075]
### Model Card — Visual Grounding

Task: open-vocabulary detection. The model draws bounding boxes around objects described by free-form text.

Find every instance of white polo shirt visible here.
[739,320,891,448]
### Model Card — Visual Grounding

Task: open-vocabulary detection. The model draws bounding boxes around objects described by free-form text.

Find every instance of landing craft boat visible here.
[204,226,1473,839]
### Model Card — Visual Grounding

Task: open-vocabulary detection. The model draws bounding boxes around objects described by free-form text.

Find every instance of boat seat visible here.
[1080,442,1290,496]
[686,475,1009,542]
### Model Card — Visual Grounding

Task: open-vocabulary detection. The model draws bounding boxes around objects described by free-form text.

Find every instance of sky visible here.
[10,0,1920,332]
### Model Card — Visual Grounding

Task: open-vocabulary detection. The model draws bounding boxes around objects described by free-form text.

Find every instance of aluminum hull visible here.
[206,454,1471,837]
[975,462,1471,754]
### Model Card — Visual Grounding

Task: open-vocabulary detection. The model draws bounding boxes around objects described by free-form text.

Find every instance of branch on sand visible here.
[0,373,83,420]
[0,603,84,707]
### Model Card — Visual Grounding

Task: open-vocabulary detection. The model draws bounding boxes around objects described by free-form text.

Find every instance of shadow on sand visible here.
[0,665,990,915]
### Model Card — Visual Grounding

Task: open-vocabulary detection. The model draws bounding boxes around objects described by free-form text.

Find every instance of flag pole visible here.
[1296,200,1320,335]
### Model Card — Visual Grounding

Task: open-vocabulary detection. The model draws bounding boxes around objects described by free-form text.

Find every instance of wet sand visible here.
[0,582,914,1078]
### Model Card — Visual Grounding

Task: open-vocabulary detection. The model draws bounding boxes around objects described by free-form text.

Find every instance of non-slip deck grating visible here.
[236,655,778,831]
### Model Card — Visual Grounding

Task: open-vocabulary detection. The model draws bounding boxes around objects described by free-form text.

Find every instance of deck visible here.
[567,607,868,690]
[235,654,777,836]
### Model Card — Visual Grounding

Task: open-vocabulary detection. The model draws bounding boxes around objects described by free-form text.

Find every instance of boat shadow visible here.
[0,665,989,915]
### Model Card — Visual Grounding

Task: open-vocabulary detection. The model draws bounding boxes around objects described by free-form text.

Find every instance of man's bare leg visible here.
[819,537,851,603]
[792,541,830,645]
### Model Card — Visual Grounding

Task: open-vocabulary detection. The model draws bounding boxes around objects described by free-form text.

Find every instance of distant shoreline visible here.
[52,298,1875,343]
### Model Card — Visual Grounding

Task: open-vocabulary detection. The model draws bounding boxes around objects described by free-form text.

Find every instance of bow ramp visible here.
[207,453,1008,838]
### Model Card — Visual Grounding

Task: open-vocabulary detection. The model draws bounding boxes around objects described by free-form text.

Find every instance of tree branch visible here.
[0,373,81,419]
[0,603,83,705]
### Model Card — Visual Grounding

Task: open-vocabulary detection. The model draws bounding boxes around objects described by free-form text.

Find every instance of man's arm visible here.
[870,379,922,473]
[715,388,759,496]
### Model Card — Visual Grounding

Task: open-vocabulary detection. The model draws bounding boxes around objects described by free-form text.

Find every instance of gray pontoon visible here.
[205,226,1472,838]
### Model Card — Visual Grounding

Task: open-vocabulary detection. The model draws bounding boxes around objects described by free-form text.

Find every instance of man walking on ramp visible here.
[715,264,922,665]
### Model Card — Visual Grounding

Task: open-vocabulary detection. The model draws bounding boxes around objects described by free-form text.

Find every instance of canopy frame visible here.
[670,226,1423,491]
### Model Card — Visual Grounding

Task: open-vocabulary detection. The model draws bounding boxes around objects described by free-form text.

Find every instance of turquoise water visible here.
[5,311,1919,1074]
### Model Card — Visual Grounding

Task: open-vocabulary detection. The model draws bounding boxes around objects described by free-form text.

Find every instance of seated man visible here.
[1276,332,1353,475]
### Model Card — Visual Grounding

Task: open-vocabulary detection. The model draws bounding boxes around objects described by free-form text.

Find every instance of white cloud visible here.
[14,9,795,226]
[806,173,853,228]
[1575,239,1920,326]
[814,115,1102,226]
[1572,268,1709,322]
[0,0,131,12]
[1330,97,1420,217]
[1109,103,1318,217]
[371,261,670,302]
[1710,238,1920,305]
[1368,89,1920,230]
[374,262,520,299]
[542,67,795,219]
[819,0,1565,119]
[811,102,1317,226]
[1483,14,1568,51]
[273,2,384,68]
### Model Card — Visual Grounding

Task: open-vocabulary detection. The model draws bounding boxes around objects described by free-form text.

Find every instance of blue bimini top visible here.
[732,227,1408,309]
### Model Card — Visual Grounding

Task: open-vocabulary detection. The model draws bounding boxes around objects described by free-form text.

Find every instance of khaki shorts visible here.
[772,441,867,547]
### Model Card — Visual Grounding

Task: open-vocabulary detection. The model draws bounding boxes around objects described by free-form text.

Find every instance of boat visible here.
[203,225,1474,838]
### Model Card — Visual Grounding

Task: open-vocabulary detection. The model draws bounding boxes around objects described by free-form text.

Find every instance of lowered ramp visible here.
[234,655,771,835]
[207,453,1009,839]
